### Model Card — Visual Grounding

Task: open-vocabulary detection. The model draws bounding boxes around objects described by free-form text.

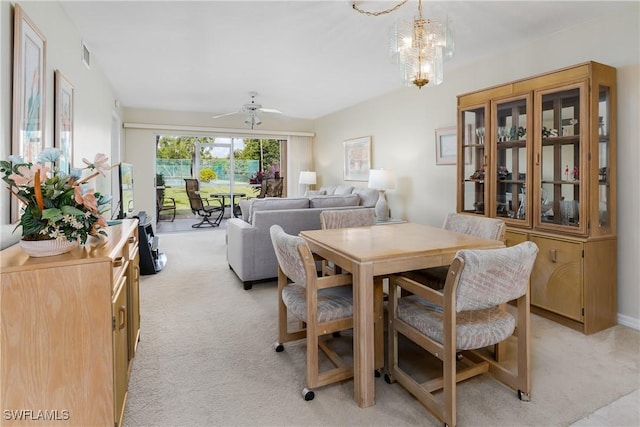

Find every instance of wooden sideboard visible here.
[0,219,140,427]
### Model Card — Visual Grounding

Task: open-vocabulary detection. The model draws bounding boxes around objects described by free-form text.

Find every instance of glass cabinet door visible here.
[535,82,587,235]
[459,105,488,215]
[597,85,611,229]
[492,95,531,226]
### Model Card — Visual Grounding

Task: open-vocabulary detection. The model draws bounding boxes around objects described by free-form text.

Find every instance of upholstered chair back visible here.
[320,208,376,230]
[443,213,506,241]
[269,224,308,286]
[454,241,538,312]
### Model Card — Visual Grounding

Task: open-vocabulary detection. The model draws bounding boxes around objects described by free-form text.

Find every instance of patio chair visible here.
[156,187,176,222]
[184,178,224,228]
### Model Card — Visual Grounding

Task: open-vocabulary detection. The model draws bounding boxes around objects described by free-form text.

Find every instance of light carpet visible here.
[124,228,640,426]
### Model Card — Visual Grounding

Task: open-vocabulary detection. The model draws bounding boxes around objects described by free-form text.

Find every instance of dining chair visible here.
[184,179,224,228]
[269,225,354,401]
[318,207,384,375]
[319,208,376,276]
[386,241,538,427]
[402,213,506,290]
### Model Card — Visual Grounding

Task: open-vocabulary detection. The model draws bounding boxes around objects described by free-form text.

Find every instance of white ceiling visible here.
[59,1,630,121]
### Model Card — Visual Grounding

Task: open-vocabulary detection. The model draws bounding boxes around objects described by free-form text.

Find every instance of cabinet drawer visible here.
[112,245,128,288]
[530,236,583,321]
[126,233,139,260]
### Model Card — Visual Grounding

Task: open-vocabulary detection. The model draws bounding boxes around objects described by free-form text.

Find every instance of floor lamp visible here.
[368,169,396,221]
[299,171,317,196]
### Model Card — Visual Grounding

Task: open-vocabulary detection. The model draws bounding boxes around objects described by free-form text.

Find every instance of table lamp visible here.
[368,169,396,221]
[299,171,317,196]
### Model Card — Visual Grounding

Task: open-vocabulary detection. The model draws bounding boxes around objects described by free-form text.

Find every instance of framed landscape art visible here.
[435,126,457,165]
[343,136,371,181]
[54,70,74,175]
[11,5,46,222]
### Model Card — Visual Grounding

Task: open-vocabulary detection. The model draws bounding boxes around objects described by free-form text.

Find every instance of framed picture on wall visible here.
[435,126,457,165]
[343,136,371,181]
[54,70,74,175]
[11,4,46,222]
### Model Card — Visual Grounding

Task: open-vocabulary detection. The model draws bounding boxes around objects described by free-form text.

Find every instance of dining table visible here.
[299,222,505,408]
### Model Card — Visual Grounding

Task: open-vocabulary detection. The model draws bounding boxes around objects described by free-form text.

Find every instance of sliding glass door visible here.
[155,135,283,218]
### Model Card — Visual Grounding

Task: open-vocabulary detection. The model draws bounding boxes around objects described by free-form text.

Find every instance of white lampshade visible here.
[368,169,396,190]
[299,171,317,185]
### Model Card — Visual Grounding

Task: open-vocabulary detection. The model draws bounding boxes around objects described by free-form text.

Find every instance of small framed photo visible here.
[344,136,371,181]
[54,70,74,175]
[435,126,457,165]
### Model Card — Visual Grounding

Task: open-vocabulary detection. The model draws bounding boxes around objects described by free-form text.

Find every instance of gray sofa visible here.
[226,185,378,289]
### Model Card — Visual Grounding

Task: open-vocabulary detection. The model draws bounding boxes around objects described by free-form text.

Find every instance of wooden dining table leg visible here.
[353,261,375,408]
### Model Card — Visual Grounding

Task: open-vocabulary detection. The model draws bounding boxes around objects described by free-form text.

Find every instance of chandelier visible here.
[353,0,454,89]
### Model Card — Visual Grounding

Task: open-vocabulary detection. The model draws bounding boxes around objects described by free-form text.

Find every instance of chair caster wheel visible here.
[518,390,531,401]
[384,373,394,384]
[274,342,284,352]
[374,369,381,378]
[303,388,315,401]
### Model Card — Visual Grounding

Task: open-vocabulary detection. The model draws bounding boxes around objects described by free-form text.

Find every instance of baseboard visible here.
[618,313,640,330]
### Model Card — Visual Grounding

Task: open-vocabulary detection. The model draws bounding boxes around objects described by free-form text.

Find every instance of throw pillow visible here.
[334,185,355,195]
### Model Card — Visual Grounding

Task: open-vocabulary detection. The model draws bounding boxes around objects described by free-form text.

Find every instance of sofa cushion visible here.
[239,199,253,222]
[248,197,310,222]
[334,185,355,195]
[304,190,327,197]
[319,185,337,195]
[352,187,379,207]
[309,194,360,208]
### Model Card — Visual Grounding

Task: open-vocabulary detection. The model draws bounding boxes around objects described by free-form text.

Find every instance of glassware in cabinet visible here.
[459,105,488,215]
[534,82,587,235]
[492,95,532,226]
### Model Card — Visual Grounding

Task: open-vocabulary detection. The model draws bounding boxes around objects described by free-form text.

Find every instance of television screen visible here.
[118,163,135,219]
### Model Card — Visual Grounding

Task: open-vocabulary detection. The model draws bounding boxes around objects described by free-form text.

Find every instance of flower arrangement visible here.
[1,148,112,244]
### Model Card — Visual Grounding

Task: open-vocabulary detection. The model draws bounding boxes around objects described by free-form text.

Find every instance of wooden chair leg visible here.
[374,276,384,372]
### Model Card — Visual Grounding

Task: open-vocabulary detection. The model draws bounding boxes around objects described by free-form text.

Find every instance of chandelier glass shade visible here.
[389,1,454,89]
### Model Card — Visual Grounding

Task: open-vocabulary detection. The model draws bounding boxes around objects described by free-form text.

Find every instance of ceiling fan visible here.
[212,91,282,129]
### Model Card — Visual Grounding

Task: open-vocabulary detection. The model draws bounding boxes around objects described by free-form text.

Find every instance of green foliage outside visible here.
[199,169,217,182]
[156,136,278,216]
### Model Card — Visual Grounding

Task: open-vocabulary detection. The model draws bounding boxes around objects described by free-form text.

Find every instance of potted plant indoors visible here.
[1,148,112,256]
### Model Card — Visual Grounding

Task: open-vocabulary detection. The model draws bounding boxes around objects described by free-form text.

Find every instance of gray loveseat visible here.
[226,185,378,289]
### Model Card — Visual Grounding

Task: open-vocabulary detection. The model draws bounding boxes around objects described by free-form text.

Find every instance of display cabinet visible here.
[457,61,617,334]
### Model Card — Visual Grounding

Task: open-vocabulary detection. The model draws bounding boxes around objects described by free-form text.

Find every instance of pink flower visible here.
[74,186,98,213]
[8,164,49,187]
[82,153,111,176]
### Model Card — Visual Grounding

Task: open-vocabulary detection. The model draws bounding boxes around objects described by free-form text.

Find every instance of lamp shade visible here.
[368,169,396,190]
[298,171,317,185]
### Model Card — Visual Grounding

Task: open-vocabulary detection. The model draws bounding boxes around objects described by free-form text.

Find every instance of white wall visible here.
[0,1,120,249]
[314,4,640,325]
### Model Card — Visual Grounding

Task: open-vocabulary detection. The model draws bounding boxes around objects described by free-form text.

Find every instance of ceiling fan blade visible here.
[212,111,239,119]
[259,108,282,114]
